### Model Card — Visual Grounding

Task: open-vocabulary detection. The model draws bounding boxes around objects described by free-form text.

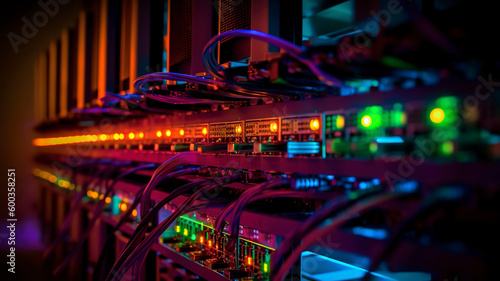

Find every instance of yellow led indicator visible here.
[128,132,135,139]
[119,203,127,212]
[113,133,120,140]
[100,134,108,141]
[235,125,242,134]
[208,240,212,247]
[430,108,445,124]
[202,127,208,135]
[132,209,138,217]
[247,257,252,266]
[310,119,320,130]
[105,197,111,204]
[401,113,407,125]
[176,225,180,233]
[180,129,185,136]
[119,133,125,140]
[270,122,278,133]
[183,228,188,236]
[91,135,98,142]
[138,132,144,138]
[200,236,204,244]
[156,130,162,137]
[263,263,268,272]
[166,130,172,137]
[361,115,372,127]
[336,116,345,129]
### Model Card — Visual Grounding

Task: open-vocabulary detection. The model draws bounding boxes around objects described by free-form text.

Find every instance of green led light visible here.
[442,141,454,155]
[369,143,378,153]
[358,106,383,130]
[427,96,459,128]
[191,234,196,241]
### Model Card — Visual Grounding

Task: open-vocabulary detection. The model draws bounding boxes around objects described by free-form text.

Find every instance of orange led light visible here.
[87,190,92,197]
[128,132,135,139]
[105,197,111,204]
[208,240,212,247]
[202,127,208,135]
[166,130,172,137]
[247,256,252,266]
[310,119,320,130]
[200,236,204,244]
[180,129,185,136]
[235,125,242,134]
[119,203,127,212]
[119,133,125,140]
[156,130,162,137]
[113,133,120,140]
[100,134,108,141]
[138,132,144,138]
[132,209,138,217]
[270,122,278,133]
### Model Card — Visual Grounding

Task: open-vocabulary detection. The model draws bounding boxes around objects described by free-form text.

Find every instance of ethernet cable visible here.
[107,174,237,281]
[227,179,290,237]
[361,186,467,281]
[139,151,198,220]
[52,163,157,275]
[202,29,342,87]
[107,182,226,281]
[43,159,114,260]
[269,186,385,272]
[271,192,405,281]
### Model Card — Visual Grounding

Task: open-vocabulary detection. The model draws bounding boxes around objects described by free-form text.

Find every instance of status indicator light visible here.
[119,133,124,140]
[138,132,144,138]
[442,141,454,155]
[100,134,108,141]
[183,228,188,236]
[132,209,138,217]
[270,122,278,133]
[336,116,345,129]
[165,130,172,137]
[191,234,196,241]
[114,133,120,140]
[208,240,212,247]
[119,203,127,212]
[156,130,162,137]
[105,197,111,204]
[247,257,252,266]
[176,225,180,233]
[235,125,242,134]
[310,119,320,130]
[263,263,268,273]
[202,127,208,135]
[200,236,204,244]
[128,132,135,139]
[430,108,445,124]
[361,115,372,127]
[180,129,185,136]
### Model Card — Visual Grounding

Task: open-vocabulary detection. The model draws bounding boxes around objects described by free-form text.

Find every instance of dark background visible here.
[0,1,83,279]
